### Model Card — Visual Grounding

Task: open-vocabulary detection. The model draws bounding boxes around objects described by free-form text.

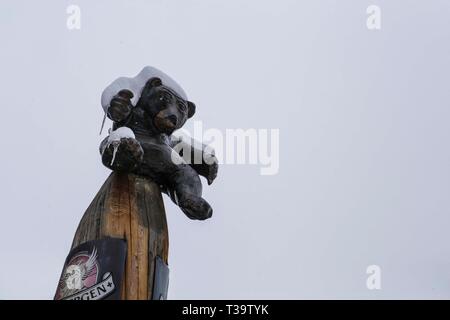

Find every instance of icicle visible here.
[100,140,109,156]
[99,111,107,135]
[102,127,135,166]
[173,191,179,205]
[110,142,119,166]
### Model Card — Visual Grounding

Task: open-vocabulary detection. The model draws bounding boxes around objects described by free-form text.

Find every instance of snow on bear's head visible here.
[101,66,188,113]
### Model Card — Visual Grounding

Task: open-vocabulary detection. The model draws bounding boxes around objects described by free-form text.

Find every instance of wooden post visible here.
[71,172,169,300]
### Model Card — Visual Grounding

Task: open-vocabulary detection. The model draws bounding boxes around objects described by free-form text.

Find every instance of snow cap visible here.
[101,66,188,113]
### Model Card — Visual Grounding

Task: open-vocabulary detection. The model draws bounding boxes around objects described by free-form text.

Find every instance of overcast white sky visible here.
[1,0,450,299]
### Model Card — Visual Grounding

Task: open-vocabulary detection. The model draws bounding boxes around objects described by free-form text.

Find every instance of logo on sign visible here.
[55,247,116,300]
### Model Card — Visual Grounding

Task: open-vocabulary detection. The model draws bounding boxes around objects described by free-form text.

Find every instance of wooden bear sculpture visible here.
[56,67,218,300]
[100,67,218,220]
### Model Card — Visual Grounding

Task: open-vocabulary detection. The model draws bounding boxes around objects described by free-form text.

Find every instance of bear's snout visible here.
[166,115,178,126]
[154,111,178,132]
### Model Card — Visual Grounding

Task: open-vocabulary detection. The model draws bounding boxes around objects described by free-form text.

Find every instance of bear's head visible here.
[136,77,196,135]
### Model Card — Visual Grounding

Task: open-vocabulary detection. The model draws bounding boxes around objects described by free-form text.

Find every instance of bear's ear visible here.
[187,101,196,118]
[147,77,162,88]
[140,77,162,99]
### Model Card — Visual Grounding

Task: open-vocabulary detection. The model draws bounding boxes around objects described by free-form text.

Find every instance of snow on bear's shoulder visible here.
[101,66,188,113]
[107,126,135,143]
[101,127,136,166]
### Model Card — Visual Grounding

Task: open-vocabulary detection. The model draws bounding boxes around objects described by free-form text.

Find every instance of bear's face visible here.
[137,77,196,135]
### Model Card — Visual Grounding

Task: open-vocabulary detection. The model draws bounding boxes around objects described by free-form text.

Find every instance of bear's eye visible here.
[159,92,173,103]
[177,101,187,112]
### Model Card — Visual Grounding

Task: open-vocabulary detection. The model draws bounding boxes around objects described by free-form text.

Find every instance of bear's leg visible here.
[168,165,213,220]
[140,143,213,220]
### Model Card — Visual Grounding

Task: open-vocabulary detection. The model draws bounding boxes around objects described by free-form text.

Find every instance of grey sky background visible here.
[1,0,449,299]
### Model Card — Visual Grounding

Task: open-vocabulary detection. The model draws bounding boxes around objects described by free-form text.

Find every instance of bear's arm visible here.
[99,136,144,173]
[170,136,218,185]
[106,90,134,123]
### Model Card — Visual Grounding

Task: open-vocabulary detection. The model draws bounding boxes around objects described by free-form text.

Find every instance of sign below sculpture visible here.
[54,238,126,300]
